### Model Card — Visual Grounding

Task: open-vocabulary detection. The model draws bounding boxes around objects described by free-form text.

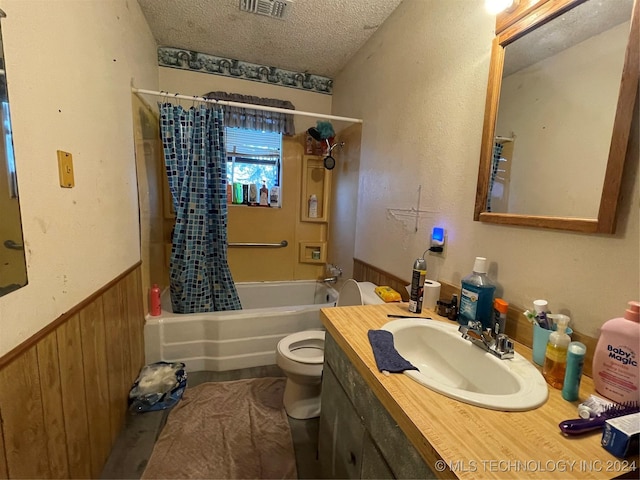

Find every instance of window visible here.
[225,127,282,206]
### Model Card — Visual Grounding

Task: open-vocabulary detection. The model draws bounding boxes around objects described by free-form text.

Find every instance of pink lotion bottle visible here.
[592,301,640,403]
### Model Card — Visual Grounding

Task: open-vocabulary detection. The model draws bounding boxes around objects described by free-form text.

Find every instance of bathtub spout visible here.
[323,264,342,285]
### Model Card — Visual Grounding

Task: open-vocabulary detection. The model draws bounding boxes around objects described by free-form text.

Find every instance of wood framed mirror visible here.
[0,9,28,296]
[474,0,639,233]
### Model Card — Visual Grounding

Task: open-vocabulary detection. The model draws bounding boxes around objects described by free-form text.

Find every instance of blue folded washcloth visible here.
[367,330,418,374]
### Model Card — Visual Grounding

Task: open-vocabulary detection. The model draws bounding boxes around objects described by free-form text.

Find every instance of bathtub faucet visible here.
[323,264,342,284]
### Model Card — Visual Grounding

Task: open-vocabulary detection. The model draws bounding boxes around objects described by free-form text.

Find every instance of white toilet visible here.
[276,279,384,419]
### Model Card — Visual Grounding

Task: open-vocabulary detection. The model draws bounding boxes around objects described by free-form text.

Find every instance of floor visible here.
[100,365,321,479]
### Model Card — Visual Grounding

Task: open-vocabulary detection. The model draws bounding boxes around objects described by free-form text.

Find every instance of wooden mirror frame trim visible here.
[474,0,639,233]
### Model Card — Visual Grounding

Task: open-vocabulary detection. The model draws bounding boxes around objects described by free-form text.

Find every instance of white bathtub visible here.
[144,280,338,372]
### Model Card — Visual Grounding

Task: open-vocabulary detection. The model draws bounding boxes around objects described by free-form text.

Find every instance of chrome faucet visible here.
[323,264,342,284]
[459,320,515,359]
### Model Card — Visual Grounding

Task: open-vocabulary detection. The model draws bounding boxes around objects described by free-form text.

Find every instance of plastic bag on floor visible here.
[128,361,187,413]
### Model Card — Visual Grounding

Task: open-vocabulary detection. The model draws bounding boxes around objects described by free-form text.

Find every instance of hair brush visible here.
[559,401,639,435]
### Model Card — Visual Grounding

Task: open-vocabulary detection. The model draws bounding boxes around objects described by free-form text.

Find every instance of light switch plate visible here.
[57,150,74,188]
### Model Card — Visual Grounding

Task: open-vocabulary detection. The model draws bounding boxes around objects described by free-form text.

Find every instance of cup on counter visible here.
[532,322,573,366]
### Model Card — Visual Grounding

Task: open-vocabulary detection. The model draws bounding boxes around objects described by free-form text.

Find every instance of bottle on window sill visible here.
[260,182,269,206]
[248,184,258,204]
[270,186,280,206]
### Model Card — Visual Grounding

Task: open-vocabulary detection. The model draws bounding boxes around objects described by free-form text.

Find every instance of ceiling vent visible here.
[239,0,293,19]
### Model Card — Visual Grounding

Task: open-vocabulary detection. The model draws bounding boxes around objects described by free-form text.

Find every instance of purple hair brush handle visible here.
[559,402,640,435]
[559,416,606,435]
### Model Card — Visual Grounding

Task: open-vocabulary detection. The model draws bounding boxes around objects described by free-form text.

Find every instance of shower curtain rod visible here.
[132,88,363,124]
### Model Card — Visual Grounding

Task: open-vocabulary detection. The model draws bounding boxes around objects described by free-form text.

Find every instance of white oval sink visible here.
[382,318,548,411]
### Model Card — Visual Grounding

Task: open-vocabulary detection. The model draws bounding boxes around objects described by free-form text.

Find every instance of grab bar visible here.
[228,240,288,248]
[4,240,23,251]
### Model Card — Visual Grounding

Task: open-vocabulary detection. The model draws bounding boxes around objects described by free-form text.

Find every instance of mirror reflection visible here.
[487,0,633,218]
[0,10,28,296]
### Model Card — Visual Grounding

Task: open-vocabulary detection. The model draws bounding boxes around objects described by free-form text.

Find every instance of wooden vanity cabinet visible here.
[318,333,436,479]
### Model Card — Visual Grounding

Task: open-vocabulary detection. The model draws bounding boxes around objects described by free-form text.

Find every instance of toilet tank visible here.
[337,280,385,306]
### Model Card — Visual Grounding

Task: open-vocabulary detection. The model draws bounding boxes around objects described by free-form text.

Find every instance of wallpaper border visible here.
[158,47,333,95]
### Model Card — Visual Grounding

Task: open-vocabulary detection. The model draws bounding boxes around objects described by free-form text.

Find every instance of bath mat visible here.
[141,377,297,479]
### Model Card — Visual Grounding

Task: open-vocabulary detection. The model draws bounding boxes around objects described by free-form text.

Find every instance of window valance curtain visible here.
[203,91,295,136]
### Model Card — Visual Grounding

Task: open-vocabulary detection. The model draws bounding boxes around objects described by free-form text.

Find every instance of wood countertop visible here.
[320,303,639,480]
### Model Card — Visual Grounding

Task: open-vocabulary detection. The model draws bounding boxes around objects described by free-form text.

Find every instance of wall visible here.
[327,123,362,283]
[133,95,164,312]
[331,0,639,337]
[0,0,159,357]
[155,68,335,284]
[227,138,329,282]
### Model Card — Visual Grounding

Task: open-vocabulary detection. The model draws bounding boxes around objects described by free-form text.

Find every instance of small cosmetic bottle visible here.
[577,394,614,419]
[562,341,586,401]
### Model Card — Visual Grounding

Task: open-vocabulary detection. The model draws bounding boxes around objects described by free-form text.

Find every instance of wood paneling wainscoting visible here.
[353,258,597,377]
[352,258,412,302]
[0,264,145,479]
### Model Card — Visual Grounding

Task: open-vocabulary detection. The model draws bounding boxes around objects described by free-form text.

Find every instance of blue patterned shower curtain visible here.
[159,102,242,313]
[486,142,504,212]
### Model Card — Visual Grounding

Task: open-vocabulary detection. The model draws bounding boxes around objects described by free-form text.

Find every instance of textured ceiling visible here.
[504,0,633,76]
[136,0,405,78]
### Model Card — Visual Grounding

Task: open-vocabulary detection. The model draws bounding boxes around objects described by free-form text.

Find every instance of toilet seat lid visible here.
[278,331,325,364]
[337,279,384,306]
